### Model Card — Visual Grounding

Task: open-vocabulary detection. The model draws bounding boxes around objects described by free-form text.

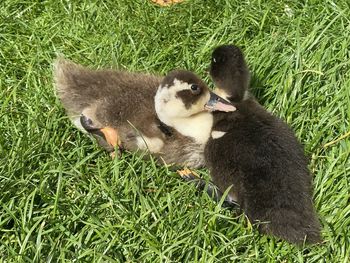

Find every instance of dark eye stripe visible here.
[176,88,203,109]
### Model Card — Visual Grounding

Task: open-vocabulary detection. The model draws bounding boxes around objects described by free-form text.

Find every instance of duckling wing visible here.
[54,58,161,126]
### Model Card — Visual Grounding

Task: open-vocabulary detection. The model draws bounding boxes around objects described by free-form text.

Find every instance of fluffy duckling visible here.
[153,70,235,167]
[204,45,321,244]
[54,59,227,168]
[54,59,163,153]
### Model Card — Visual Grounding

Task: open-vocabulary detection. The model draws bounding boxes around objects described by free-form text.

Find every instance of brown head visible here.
[155,70,235,124]
[210,45,250,102]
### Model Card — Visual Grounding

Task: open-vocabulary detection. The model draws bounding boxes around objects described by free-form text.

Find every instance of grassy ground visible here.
[1,0,349,261]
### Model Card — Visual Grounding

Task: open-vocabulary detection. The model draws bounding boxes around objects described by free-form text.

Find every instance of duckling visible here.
[204,45,321,244]
[54,58,163,153]
[154,69,235,167]
[151,70,237,206]
[53,59,224,168]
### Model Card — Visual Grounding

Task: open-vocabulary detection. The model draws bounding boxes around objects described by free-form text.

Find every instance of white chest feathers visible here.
[211,131,226,139]
[155,82,214,145]
[170,112,213,144]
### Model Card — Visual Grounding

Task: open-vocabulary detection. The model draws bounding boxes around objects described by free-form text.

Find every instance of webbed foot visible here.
[177,168,200,181]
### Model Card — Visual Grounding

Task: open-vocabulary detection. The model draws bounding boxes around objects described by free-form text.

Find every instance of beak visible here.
[205,91,236,112]
[80,115,119,150]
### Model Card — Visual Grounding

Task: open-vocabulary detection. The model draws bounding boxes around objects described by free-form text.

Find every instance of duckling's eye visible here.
[191,84,198,91]
[190,84,201,95]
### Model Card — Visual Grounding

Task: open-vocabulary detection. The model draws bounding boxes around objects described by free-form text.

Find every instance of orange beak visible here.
[100,127,120,148]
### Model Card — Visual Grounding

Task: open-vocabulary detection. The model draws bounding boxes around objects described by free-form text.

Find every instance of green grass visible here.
[1,0,349,261]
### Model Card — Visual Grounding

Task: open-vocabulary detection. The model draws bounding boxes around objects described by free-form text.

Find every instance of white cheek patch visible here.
[155,78,193,121]
[211,131,226,139]
[155,87,170,105]
[173,78,190,90]
[155,79,189,108]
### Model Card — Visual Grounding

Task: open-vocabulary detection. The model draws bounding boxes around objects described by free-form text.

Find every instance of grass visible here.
[0,0,349,261]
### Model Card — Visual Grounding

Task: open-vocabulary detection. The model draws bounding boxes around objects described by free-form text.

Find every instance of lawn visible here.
[1,0,349,261]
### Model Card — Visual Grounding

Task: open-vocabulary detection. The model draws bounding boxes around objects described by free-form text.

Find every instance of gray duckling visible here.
[203,45,321,244]
[53,59,223,168]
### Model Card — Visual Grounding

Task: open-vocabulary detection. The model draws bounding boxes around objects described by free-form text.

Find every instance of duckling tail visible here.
[53,58,89,114]
[259,208,322,245]
[53,57,81,94]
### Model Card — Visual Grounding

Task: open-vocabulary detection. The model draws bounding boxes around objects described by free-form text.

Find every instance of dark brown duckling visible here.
[204,45,321,244]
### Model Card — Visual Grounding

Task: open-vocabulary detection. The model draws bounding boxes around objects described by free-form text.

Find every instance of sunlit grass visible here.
[1,0,349,261]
